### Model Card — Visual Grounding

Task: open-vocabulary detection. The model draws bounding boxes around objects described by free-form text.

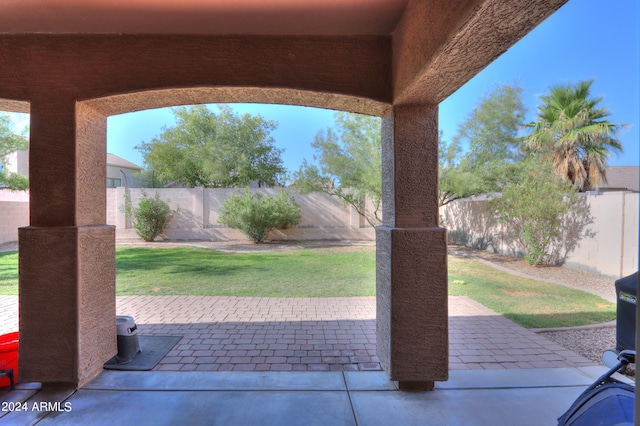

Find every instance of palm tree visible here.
[523,80,625,191]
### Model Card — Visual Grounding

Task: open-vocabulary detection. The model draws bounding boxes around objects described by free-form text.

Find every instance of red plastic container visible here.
[0,332,19,387]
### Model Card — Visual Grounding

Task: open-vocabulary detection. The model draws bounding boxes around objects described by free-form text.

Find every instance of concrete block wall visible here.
[0,200,29,243]
[442,191,639,278]
[563,192,638,278]
[4,150,29,176]
[6,188,634,277]
[108,187,376,241]
[0,190,29,243]
[0,188,375,245]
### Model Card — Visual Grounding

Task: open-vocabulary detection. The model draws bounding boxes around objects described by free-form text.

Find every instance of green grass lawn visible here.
[0,247,616,328]
[115,247,376,297]
[0,251,18,295]
[448,255,616,329]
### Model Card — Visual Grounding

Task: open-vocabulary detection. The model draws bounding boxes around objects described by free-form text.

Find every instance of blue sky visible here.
[8,0,639,171]
[438,0,639,168]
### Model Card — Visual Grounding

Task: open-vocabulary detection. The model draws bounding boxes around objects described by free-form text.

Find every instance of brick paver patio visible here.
[0,295,595,372]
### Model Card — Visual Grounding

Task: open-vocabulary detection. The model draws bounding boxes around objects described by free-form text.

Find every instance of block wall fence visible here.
[0,189,29,244]
[1,188,374,244]
[108,187,375,241]
[441,191,638,278]
[2,188,636,278]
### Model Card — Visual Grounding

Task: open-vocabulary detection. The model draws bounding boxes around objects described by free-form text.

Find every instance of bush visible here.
[218,189,302,243]
[490,161,581,266]
[0,172,28,190]
[122,190,174,242]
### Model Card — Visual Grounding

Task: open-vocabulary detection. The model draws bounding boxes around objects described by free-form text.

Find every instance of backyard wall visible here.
[2,188,375,244]
[3,188,636,278]
[442,191,639,278]
[108,187,375,241]
[0,190,29,243]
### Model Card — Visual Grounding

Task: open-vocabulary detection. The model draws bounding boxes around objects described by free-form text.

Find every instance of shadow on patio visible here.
[2,295,618,425]
[135,296,594,372]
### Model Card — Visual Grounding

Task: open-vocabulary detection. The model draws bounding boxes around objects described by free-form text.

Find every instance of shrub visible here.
[490,161,582,266]
[122,190,174,242]
[0,172,28,190]
[218,189,302,243]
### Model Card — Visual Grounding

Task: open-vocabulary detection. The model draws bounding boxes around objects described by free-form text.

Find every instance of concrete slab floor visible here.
[0,367,626,426]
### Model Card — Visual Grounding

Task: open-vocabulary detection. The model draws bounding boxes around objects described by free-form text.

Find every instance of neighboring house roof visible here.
[2,150,142,173]
[107,153,143,171]
[600,166,639,192]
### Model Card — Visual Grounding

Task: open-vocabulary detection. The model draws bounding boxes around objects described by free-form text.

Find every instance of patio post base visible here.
[375,226,448,383]
[18,225,116,386]
[397,381,435,392]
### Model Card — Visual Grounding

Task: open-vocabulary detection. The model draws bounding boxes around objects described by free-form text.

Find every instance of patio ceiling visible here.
[0,0,409,35]
[0,0,569,108]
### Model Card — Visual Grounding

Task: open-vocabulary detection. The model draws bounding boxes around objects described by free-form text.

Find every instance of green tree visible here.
[292,112,382,226]
[137,105,286,188]
[453,84,526,168]
[0,114,29,190]
[439,84,527,206]
[489,159,585,266]
[218,189,302,243]
[523,80,625,191]
[439,132,485,207]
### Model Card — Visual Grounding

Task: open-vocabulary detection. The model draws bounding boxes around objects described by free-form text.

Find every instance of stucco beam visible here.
[0,34,392,114]
[0,99,30,114]
[86,87,392,118]
[392,0,568,105]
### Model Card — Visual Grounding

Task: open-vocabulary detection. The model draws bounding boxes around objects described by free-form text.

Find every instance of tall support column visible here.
[376,104,448,390]
[19,100,116,386]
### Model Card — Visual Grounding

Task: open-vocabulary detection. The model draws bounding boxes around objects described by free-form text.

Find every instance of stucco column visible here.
[19,100,116,386]
[376,104,448,390]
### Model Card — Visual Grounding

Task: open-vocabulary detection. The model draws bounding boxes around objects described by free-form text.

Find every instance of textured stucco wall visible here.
[376,227,449,382]
[392,0,568,105]
[0,35,392,117]
[76,102,108,226]
[377,105,448,384]
[28,99,78,227]
[381,105,439,228]
[18,225,116,385]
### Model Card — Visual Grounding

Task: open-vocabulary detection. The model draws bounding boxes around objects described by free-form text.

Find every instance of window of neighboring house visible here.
[106,178,122,188]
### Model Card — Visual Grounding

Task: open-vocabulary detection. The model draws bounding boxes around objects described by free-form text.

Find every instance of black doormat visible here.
[104,335,182,371]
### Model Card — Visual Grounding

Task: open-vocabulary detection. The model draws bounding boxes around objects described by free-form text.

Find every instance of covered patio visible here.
[0,295,595,373]
[1,293,618,425]
[0,0,574,391]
